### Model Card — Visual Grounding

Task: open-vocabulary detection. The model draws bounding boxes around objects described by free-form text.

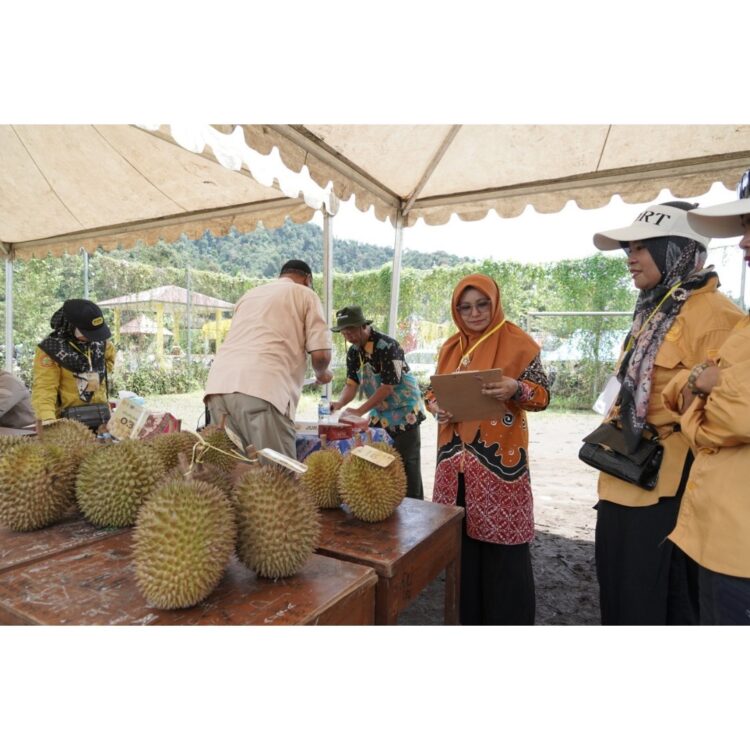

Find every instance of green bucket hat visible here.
[331,305,373,332]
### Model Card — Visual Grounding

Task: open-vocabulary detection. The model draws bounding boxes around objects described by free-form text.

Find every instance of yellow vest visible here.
[597,281,744,508]
[31,340,116,422]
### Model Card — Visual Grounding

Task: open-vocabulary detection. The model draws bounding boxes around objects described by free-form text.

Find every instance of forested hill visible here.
[110,220,473,276]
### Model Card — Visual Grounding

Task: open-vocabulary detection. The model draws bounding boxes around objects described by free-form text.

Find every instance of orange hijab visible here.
[436,273,541,447]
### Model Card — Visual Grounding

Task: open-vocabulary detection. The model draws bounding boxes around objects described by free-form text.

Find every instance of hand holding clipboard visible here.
[429,368,509,423]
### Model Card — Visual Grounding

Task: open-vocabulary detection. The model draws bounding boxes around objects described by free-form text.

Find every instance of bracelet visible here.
[687,362,711,396]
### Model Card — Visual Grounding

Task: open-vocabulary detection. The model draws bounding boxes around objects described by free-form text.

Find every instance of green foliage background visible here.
[0,222,638,407]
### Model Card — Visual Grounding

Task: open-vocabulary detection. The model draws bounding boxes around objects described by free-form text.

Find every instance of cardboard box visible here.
[107,398,181,441]
[318,422,354,440]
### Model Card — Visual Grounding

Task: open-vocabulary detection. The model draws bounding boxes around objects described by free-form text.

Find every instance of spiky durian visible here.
[197,426,245,472]
[144,431,199,472]
[0,434,30,459]
[337,443,407,522]
[38,417,97,467]
[234,466,320,579]
[0,442,78,531]
[159,458,235,500]
[301,449,344,509]
[133,479,236,609]
[76,440,165,528]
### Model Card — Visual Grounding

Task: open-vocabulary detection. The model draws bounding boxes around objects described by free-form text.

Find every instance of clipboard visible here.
[429,368,506,422]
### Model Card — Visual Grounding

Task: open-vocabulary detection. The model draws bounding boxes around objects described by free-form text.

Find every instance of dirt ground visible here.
[398,410,604,626]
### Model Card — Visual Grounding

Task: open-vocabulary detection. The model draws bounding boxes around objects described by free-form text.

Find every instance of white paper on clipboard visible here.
[429,368,507,422]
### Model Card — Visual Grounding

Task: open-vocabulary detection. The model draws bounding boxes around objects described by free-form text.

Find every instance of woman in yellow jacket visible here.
[31,299,116,431]
[662,178,750,624]
[590,201,744,625]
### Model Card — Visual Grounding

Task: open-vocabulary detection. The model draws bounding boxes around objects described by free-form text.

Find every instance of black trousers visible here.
[595,498,699,625]
[457,474,536,625]
[389,425,424,500]
[699,566,750,625]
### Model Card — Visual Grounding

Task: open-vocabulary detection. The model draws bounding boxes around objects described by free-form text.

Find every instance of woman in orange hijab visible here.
[426,274,550,625]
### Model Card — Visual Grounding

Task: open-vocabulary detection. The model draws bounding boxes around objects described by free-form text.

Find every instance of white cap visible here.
[593,204,710,251]
[686,198,750,239]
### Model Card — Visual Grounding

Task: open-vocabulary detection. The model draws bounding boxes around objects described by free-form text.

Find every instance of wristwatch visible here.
[687,362,711,397]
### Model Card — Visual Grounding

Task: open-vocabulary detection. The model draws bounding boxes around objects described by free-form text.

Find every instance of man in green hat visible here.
[331,305,425,499]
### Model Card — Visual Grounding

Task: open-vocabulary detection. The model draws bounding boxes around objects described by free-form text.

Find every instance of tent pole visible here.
[186,267,192,367]
[81,247,89,298]
[4,257,13,372]
[322,204,335,400]
[388,212,404,338]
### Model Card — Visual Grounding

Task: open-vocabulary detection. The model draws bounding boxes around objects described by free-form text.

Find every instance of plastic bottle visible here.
[318,396,331,423]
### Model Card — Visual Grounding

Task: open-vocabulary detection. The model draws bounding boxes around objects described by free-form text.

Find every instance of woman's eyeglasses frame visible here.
[455,298,492,316]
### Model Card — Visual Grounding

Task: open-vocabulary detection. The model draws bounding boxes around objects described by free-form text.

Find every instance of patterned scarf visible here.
[617,238,716,452]
[38,307,108,404]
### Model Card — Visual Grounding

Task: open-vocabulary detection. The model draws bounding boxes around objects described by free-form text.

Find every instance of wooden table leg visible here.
[444,522,461,625]
[375,578,398,625]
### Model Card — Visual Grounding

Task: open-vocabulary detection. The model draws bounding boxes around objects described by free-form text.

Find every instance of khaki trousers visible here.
[206,393,297,461]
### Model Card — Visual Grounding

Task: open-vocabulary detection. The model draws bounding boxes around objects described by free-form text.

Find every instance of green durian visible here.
[234,466,320,579]
[133,479,236,609]
[159,457,235,500]
[197,426,245,472]
[0,442,78,531]
[301,449,344,508]
[337,443,406,522]
[76,440,165,528]
[144,431,199,472]
[0,434,30,459]
[38,417,97,467]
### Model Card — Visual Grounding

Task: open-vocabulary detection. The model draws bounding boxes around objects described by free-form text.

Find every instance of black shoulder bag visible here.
[578,421,665,491]
[60,370,111,431]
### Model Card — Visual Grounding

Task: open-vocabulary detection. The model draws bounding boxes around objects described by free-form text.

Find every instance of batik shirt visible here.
[345,328,426,434]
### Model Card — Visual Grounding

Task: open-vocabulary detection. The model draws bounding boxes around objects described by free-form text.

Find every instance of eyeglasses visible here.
[738,169,750,200]
[456,298,491,315]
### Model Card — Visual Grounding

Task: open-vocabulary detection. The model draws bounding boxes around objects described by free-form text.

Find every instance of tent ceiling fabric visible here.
[0,125,314,260]
[228,124,750,226]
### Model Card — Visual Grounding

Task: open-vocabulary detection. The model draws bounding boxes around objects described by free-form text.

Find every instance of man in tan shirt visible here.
[204,259,333,459]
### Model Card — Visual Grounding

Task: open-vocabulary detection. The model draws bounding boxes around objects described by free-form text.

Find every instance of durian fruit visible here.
[301,449,344,509]
[0,442,78,531]
[38,418,97,466]
[0,434,30,459]
[76,440,165,528]
[144,431,199,472]
[159,455,235,500]
[337,443,407,522]
[133,479,236,609]
[197,426,245,472]
[234,466,321,579]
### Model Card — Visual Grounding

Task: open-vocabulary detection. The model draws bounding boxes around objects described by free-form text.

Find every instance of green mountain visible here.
[110,220,473,276]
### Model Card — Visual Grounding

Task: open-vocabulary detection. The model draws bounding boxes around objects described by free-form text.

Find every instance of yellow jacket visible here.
[597,279,744,508]
[31,340,116,422]
[664,316,750,577]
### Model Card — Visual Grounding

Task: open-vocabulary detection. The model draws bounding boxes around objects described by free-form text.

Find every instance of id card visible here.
[82,371,100,393]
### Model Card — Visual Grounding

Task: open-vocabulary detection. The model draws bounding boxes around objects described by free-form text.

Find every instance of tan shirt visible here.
[664,316,750,577]
[597,280,744,508]
[203,277,331,418]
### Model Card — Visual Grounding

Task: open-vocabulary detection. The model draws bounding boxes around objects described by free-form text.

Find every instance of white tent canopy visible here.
[0,124,316,261]
[230,124,750,226]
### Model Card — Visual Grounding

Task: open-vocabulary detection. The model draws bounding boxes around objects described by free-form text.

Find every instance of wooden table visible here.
[0,531,377,625]
[0,512,128,574]
[315,497,464,625]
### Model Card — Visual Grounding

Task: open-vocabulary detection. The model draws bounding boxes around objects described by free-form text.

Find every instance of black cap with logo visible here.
[62,299,111,342]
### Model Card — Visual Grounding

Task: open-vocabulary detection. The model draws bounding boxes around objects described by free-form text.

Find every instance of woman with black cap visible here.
[589,201,743,625]
[31,299,116,432]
